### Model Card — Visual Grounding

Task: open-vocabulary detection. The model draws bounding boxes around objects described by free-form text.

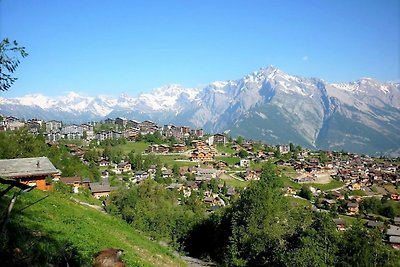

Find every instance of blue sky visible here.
[1,0,399,97]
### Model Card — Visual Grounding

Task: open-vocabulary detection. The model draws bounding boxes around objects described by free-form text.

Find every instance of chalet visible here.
[391,194,400,201]
[185,181,199,190]
[117,162,131,173]
[191,128,204,137]
[59,176,82,193]
[162,170,172,178]
[204,196,221,205]
[80,123,94,132]
[140,120,159,133]
[128,120,140,128]
[278,144,290,154]
[214,160,228,169]
[331,191,345,200]
[346,202,359,215]
[135,171,149,182]
[167,183,184,191]
[191,151,214,161]
[124,128,140,140]
[82,177,91,188]
[59,176,82,187]
[213,134,227,145]
[111,130,123,139]
[0,157,60,190]
[366,220,385,229]
[322,199,337,208]
[89,182,111,199]
[333,218,346,231]
[170,144,186,153]
[240,159,250,168]
[245,169,260,181]
[196,168,219,179]
[115,117,128,127]
[99,159,110,167]
[387,225,400,249]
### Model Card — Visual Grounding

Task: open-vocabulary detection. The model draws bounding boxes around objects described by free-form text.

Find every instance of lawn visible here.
[115,141,150,154]
[383,184,400,194]
[223,178,249,188]
[277,165,298,178]
[348,190,367,196]
[219,173,249,188]
[280,175,302,190]
[286,196,312,209]
[157,155,197,167]
[0,185,185,267]
[216,145,236,155]
[215,156,240,166]
[308,179,345,191]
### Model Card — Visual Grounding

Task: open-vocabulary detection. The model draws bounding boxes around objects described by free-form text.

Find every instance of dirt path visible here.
[71,197,106,213]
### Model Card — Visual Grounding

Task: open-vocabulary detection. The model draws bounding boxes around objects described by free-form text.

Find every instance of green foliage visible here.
[299,185,313,200]
[286,213,339,267]
[360,197,400,219]
[0,129,100,181]
[226,166,288,266]
[107,180,205,245]
[172,163,180,178]
[236,136,244,145]
[1,38,28,91]
[0,185,185,266]
[338,221,399,267]
[215,156,240,166]
[260,162,283,188]
[182,162,400,266]
[308,179,345,191]
[238,149,248,159]
[0,128,48,158]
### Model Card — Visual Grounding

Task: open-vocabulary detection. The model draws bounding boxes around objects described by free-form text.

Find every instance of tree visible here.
[225,163,287,266]
[338,221,398,267]
[274,148,281,158]
[172,163,180,178]
[299,186,313,200]
[236,136,244,145]
[238,149,248,159]
[154,165,163,183]
[1,38,28,91]
[287,213,339,267]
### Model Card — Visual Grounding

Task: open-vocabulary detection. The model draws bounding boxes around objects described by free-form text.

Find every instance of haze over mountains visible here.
[1,66,399,156]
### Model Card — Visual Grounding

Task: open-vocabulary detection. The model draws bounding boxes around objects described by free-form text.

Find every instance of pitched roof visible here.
[60,176,82,184]
[89,182,111,193]
[389,236,400,244]
[387,225,400,236]
[0,157,59,178]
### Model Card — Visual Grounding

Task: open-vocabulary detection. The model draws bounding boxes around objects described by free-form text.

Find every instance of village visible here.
[1,115,400,249]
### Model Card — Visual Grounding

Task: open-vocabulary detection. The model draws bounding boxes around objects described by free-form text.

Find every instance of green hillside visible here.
[0,185,186,267]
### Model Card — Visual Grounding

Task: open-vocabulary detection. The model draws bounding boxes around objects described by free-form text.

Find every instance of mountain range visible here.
[1,66,399,156]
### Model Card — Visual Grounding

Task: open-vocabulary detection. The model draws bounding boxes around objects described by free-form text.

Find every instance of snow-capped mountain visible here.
[1,66,399,155]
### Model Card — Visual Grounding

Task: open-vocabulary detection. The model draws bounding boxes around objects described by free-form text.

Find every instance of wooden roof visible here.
[0,157,59,179]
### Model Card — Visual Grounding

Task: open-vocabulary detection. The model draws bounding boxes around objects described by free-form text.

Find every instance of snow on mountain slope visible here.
[1,66,399,155]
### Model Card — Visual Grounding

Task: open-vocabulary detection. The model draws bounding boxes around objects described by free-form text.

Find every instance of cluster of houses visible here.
[2,115,400,241]
[0,116,205,143]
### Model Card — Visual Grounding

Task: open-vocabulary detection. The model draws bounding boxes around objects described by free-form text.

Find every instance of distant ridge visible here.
[1,66,399,156]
